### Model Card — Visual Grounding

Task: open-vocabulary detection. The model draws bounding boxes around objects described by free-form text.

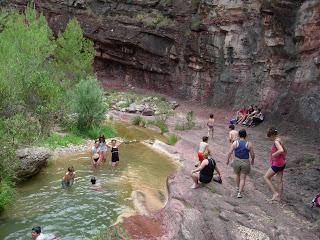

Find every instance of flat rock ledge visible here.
[16,147,51,180]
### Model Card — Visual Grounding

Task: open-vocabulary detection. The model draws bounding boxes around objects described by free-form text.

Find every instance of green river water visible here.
[0,123,177,240]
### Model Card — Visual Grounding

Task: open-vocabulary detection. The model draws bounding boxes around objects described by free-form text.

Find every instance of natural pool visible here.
[0,124,177,240]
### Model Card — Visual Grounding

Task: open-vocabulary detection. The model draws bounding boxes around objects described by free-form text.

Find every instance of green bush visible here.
[69,77,106,130]
[132,115,146,127]
[55,18,95,82]
[3,114,41,146]
[80,125,117,139]
[0,179,14,211]
[175,122,186,131]
[191,16,202,31]
[149,119,168,134]
[167,134,178,145]
[174,111,195,131]
[0,5,62,134]
[44,133,84,148]
[0,5,98,210]
[90,224,130,240]
[186,111,195,129]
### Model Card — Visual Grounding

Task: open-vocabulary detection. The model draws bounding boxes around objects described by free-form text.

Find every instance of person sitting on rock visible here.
[243,108,264,127]
[191,153,222,188]
[61,166,75,188]
[250,108,264,127]
[236,106,249,124]
[242,106,258,125]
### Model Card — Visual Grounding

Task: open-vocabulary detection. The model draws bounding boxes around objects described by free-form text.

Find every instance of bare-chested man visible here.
[229,124,238,143]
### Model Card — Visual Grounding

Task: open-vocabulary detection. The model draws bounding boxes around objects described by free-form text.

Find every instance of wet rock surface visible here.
[16,147,51,180]
[4,0,320,134]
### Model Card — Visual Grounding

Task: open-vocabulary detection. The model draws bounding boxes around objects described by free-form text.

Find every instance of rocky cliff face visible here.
[5,0,320,130]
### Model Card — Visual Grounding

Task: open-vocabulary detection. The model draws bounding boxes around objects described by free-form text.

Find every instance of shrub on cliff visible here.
[55,18,96,82]
[68,77,106,130]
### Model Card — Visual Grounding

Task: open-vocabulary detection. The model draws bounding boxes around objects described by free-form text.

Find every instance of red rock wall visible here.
[5,0,320,129]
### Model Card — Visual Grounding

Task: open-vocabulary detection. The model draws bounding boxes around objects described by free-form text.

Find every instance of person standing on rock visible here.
[197,136,209,163]
[207,114,215,139]
[264,127,287,201]
[228,124,238,143]
[226,129,255,198]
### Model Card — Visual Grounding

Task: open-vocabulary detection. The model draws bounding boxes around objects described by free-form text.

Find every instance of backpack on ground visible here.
[311,193,320,208]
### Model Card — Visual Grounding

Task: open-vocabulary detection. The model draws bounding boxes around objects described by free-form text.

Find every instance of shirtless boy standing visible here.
[229,124,238,143]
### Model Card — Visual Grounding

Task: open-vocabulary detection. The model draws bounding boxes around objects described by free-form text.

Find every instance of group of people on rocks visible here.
[191,114,287,202]
[234,105,264,127]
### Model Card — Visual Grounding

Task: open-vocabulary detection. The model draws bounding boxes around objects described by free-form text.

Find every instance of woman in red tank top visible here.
[264,127,287,201]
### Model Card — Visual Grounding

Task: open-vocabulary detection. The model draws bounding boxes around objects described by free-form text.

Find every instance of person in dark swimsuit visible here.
[191,156,221,188]
[107,139,123,167]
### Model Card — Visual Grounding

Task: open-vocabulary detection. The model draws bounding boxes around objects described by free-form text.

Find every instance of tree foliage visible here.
[69,77,106,130]
[0,5,99,210]
[55,18,95,82]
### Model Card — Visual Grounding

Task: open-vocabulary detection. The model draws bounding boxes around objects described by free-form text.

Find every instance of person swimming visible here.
[90,176,103,192]
[61,166,75,188]
[31,226,58,240]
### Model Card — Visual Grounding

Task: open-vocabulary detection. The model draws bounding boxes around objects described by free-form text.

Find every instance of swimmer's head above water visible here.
[31,226,41,238]
[91,177,96,185]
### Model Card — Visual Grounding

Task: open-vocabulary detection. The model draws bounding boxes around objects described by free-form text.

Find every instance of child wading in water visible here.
[107,139,123,167]
[207,114,215,139]
[264,127,287,201]
[61,166,75,188]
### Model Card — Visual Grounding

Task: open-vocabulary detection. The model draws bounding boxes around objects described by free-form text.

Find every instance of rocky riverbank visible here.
[109,105,320,240]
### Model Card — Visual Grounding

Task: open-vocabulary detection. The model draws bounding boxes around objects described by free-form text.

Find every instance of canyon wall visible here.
[4,0,320,129]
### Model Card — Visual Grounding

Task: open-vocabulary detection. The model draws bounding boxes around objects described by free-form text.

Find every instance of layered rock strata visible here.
[4,0,320,132]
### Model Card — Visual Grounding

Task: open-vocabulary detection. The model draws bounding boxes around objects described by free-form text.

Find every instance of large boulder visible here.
[16,147,51,180]
[127,103,138,113]
[142,108,155,116]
